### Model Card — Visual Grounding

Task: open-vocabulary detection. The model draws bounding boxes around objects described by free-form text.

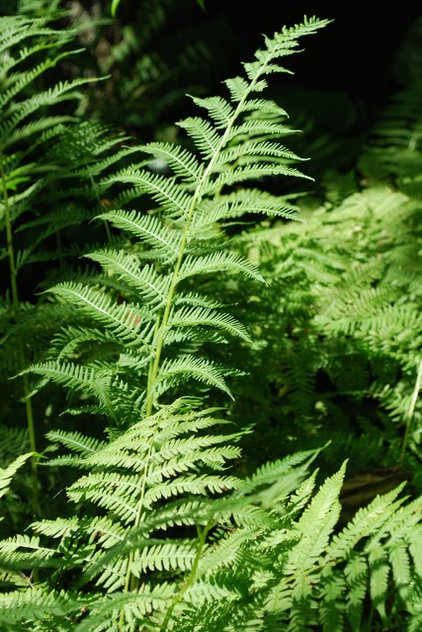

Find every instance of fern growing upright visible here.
[28,17,327,425]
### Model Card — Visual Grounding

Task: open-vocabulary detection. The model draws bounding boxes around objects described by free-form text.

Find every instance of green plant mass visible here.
[1,3,422,631]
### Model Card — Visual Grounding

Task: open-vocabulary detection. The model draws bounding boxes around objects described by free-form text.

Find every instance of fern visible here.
[0,454,32,508]
[0,14,147,506]
[360,80,422,194]
[24,17,327,425]
[1,11,422,632]
[233,180,422,478]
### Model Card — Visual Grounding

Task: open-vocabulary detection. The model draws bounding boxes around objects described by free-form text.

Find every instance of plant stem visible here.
[399,359,422,466]
[0,154,39,515]
[118,423,160,631]
[159,521,212,632]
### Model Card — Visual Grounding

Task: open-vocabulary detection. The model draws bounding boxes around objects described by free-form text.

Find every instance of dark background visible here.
[102,0,421,152]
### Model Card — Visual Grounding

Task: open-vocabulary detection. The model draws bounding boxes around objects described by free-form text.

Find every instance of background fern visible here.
[0,13,144,440]
[232,185,422,478]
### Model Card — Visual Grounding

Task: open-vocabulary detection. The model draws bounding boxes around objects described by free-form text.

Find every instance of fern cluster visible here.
[3,403,422,631]
[0,13,143,440]
[1,9,422,632]
[233,180,422,475]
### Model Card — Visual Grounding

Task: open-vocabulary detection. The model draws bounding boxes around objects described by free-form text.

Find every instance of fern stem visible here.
[367,603,375,630]
[144,52,274,416]
[159,520,212,632]
[118,424,160,631]
[399,358,422,466]
[0,154,39,515]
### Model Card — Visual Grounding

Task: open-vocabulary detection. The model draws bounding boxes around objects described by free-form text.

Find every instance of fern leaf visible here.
[22,360,111,400]
[140,142,203,182]
[85,251,170,303]
[177,117,221,159]
[133,541,197,574]
[158,355,232,396]
[0,454,32,502]
[389,543,411,601]
[344,554,367,632]
[47,283,151,344]
[179,251,264,282]
[107,169,192,217]
[143,474,239,507]
[169,305,251,341]
[327,484,406,560]
[95,211,180,258]
[46,430,106,455]
[217,140,304,166]
[287,464,346,575]
[319,569,345,632]
[190,95,236,129]
[193,189,300,226]
[206,163,311,194]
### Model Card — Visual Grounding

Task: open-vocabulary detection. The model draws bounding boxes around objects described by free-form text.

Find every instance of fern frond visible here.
[179,251,264,282]
[0,454,32,503]
[287,463,346,574]
[140,142,203,182]
[158,355,232,396]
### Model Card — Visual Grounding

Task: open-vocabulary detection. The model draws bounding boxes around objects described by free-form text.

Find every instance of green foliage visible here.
[0,8,421,632]
[232,181,422,478]
[24,17,325,424]
[0,453,32,509]
[1,424,422,630]
[360,80,422,194]
[0,13,144,439]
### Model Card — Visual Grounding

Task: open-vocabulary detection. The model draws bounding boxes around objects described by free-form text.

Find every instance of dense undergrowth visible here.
[1,3,422,631]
